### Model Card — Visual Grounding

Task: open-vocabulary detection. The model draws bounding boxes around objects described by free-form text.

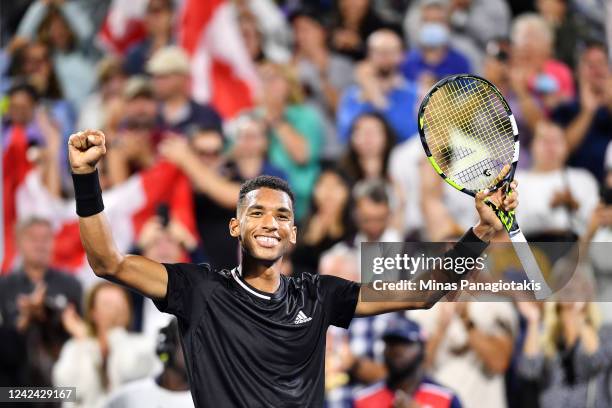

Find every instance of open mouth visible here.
[254,235,281,248]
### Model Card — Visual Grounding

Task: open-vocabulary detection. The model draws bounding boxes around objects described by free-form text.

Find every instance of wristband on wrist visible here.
[72,169,104,217]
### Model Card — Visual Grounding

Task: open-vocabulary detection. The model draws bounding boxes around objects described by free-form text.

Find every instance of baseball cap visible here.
[146,46,191,76]
[382,319,425,343]
[123,76,154,100]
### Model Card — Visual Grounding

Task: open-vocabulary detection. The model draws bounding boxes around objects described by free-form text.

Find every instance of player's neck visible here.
[240,256,283,294]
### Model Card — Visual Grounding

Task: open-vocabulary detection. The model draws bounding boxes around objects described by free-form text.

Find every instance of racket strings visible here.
[423,78,514,191]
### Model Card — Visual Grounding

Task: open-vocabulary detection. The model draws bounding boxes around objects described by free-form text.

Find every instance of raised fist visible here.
[68,129,107,174]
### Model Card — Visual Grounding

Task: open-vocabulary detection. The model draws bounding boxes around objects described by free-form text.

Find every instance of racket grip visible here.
[509,230,552,300]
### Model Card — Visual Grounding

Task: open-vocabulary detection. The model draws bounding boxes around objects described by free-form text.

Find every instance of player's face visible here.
[230,188,297,262]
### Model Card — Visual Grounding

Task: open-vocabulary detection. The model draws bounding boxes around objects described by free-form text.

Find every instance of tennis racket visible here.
[417,74,552,299]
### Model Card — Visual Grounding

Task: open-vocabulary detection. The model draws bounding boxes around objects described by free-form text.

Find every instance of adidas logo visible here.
[294,310,312,324]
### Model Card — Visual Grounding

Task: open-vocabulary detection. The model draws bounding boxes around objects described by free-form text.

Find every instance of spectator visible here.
[238,10,267,64]
[17,0,96,107]
[320,245,404,407]
[400,0,472,85]
[136,215,198,338]
[53,282,158,408]
[337,30,418,143]
[5,41,75,141]
[355,319,462,408]
[159,127,241,270]
[552,42,612,181]
[536,0,588,69]
[124,0,175,75]
[253,61,323,220]
[234,0,292,63]
[510,13,575,114]
[403,0,485,73]
[516,121,599,240]
[482,38,545,156]
[517,301,612,408]
[446,0,511,48]
[329,0,395,61]
[147,46,222,135]
[339,113,405,232]
[290,6,354,159]
[103,319,193,408]
[105,77,159,186]
[77,56,127,131]
[291,167,354,275]
[227,114,287,181]
[0,217,82,389]
[411,301,516,408]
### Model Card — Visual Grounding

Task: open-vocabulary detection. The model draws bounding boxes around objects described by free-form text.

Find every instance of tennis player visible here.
[68,129,518,407]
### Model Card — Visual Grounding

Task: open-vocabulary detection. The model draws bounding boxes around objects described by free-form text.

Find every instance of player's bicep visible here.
[112,255,168,299]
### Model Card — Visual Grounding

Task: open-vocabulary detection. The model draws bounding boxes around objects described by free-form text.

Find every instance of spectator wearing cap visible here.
[0,217,82,389]
[16,0,96,108]
[147,46,222,136]
[354,319,463,408]
[400,0,472,87]
[551,42,612,181]
[337,29,418,143]
[291,6,354,159]
[77,57,127,131]
[124,0,176,76]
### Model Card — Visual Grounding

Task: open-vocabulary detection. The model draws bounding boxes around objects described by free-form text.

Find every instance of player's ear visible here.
[229,218,240,239]
[289,225,297,245]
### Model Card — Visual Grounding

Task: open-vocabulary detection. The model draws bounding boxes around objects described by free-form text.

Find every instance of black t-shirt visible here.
[153,263,361,407]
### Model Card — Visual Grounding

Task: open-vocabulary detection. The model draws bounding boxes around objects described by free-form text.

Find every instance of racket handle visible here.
[509,230,552,300]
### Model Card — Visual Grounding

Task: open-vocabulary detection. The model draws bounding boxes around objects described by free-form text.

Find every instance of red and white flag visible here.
[4,155,196,279]
[179,0,259,118]
[97,0,149,54]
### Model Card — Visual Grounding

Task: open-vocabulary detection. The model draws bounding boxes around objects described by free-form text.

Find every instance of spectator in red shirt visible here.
[355,319,462,408]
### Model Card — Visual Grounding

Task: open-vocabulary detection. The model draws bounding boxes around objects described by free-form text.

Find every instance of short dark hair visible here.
[353,179,390,205]
[8,81,39,103]
[238,176,295,208]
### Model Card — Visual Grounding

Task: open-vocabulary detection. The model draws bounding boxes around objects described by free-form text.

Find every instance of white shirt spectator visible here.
[389,136,477,237]
[103,377,194,408]
[410,302,517,408]
[53,328,159,408]
[515,167,599,237]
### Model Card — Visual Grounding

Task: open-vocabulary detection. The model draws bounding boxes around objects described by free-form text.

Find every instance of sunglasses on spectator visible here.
[122,119,155,131]
[194,148,223,158]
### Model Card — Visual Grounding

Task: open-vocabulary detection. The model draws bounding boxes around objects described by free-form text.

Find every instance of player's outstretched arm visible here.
[69,130,168,299]
[355,181,519,317]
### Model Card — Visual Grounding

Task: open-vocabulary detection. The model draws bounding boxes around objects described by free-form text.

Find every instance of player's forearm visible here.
[356,228,489,316]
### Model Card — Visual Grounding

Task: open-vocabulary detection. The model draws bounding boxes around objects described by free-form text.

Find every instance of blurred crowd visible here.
[1,0,612,407]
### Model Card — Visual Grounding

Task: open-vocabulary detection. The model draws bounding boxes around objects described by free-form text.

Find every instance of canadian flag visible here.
[179,0,259,118]
[2,127,195,278]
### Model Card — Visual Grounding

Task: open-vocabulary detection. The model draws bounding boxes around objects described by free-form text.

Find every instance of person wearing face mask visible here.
[400,0,471,87]
[355,319,463,408]
[337,29,418,143]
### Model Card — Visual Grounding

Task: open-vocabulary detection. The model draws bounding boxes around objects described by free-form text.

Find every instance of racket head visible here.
[418,74,519,197]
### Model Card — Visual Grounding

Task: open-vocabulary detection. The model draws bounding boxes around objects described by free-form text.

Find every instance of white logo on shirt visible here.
[294,310,312,324]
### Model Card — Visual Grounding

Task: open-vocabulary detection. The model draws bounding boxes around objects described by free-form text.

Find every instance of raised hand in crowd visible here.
[15,283,47,333]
